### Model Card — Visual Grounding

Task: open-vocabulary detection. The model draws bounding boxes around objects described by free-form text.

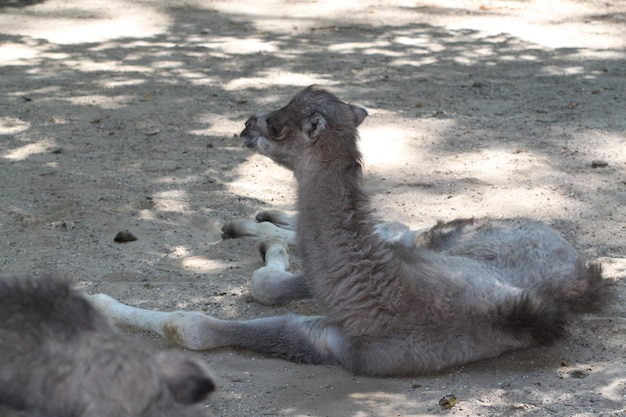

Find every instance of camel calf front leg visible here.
[88,294,224,350]
[222,215,309,304]
[88,293,347,366]
[251,238,311,305]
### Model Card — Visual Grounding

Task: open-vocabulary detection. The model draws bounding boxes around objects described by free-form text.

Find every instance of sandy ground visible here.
[1,0,626,415]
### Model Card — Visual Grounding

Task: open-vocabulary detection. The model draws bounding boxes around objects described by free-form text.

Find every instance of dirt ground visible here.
[1,0,625,415]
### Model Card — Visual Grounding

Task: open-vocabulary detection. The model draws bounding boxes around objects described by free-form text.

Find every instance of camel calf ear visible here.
[157,352,216,404]
[303,113,327,139]
[351,104,368,127]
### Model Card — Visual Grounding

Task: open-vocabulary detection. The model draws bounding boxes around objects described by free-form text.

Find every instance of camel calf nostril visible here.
[245,116,257,128]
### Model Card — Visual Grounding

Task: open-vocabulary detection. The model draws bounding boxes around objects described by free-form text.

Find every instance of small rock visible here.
[569,369,588,379]
[137,197,155,210]
[439,394,459,409]
[114,230,138,243]
[61,220,75,231]
[591,160,609,168]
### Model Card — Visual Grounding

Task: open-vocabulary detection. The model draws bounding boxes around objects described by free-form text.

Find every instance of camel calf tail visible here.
[498,262,611,345]
[564,262,611,313]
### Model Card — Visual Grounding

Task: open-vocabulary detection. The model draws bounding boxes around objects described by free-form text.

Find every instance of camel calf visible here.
[0,274,215,417]
[89,87,610,376]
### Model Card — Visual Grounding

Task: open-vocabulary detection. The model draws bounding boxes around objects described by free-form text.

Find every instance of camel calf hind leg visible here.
[221,219,297,245]
[255,210,297,230]
[224,212,424,251]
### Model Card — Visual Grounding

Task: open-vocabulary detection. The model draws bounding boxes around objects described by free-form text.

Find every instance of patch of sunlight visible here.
[328,41,382,52]
[348,392,435,417]
[180,256,229,273]
[2,138,56,161]
[425,42,446,53]
[190,113,241,138]
[157,256,230,274]
[212,0,366,22]
[168,246,191,259]
[330,42,404,58]
[363,48,405,57]
[449,17,623,49]
[438,148,584,216]
[450,44,502,64]
[0,117,30,135]
[0,43,37,63]
[224,72,334,91]
[228,154,296,207]
[599,370,626,402]
[390,57,439,67]
[393,36,430,46]
[518,54,538,61]
[98,79,146,89]
[200,37,279,55]
[454,55,474,65]
[480,186,578,218]
[597,257,626,280]
[137,210,157,221]
[540,65,587,76]
[0,1,170,44]
[360,124,417,170]
[63,95,136,110]
[586,131,626,163]
[167,69,216,85]
[152,60,184,70]
[444,149,526,182]
[53,58,154,73]
[88,40,177,53]
[154,189,190,212]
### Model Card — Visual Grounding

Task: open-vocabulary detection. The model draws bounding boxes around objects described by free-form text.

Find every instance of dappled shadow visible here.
[1,1,625,416]
[1,0,624,307]
[0,0,44,8]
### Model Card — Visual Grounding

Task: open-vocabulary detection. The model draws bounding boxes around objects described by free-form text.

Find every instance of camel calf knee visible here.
[221,219,296,245]
[250,238,311,305]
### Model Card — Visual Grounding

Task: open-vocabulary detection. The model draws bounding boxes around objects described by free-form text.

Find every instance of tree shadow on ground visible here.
[0,2,625,416]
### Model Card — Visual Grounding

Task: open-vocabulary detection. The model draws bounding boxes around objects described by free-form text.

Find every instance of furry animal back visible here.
[0,274,215,417]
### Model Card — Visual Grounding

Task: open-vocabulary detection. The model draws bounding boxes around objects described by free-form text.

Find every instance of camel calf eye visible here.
[268,123,280,137]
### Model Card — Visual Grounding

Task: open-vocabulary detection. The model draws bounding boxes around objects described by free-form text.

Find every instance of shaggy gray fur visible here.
[0,274,215,417]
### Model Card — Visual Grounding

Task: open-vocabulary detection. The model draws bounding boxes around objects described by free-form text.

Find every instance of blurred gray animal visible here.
[0,274,215,417]
[90,87,610,376]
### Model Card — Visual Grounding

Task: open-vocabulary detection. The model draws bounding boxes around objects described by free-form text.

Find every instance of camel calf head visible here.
[240,86,368,171]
